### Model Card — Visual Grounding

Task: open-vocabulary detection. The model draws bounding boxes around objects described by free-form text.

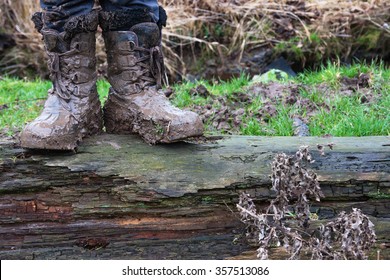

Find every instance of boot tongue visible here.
[130,23,160,48]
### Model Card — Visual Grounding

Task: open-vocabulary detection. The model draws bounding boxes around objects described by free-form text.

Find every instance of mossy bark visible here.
[0,134,389,259]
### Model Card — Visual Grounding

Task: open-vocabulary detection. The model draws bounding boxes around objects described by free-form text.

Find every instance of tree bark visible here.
[0,134,389,259]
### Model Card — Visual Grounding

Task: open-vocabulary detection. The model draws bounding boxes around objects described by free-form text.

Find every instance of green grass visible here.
[367,191,390,200]
[296,60,390,87]
[242,113,296,137]
[0,78,51,136]
[241,103,295,136]
[171,74,250,108]
[309,94,389,136]
[294,61,390,136]
[0,61,389,137]
[96,79,110,103]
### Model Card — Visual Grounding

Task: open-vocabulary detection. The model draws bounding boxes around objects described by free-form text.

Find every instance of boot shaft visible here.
[32,10,99,52]
[98,7,168,96]
[103,22,164,96]
[33,11,99,101]
[31,10,101,121]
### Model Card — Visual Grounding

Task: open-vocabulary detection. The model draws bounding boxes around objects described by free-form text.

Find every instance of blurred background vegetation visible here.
[0,0,389,80]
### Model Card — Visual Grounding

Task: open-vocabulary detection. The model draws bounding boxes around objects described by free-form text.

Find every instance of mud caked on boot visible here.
[20,11,103,150]
[100,9,203,144]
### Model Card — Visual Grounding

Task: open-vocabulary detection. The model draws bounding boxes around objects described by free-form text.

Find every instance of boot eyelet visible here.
[129,41,135,51]
[74,59,81,68]
[130,72,138,81]
[134,83,141,93]
[73,74,79,83]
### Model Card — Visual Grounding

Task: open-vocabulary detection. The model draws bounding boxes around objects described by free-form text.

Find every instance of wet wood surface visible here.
[0,134,389,259]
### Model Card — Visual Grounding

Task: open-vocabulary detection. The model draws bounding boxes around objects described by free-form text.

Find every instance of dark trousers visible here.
[40,0,159,31]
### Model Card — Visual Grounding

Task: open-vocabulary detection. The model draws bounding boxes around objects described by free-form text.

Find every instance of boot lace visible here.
[133,45,165,89]
[47,47,80,118]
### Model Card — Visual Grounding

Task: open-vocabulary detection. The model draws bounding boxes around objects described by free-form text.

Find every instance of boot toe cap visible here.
[20,117,79,150]
[160,112,204,143]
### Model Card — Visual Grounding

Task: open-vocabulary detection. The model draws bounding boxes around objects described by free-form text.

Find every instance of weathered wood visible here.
[0,134,389,259]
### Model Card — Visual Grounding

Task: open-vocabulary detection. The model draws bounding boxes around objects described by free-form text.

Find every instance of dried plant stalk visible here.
[237,146,376,260]
[1,0,389,78]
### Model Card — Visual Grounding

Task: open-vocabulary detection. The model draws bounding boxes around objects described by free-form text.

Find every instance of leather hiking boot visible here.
[102,20,203,144]
[20,12,103,150]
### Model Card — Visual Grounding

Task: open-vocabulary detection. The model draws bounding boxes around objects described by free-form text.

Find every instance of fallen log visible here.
[0,134,389,259]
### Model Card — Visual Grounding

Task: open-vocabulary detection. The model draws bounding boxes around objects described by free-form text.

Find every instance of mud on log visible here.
[0,134,389,259]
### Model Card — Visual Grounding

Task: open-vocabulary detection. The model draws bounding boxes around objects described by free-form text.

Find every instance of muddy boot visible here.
[102,19,203,144]
[20,12,103,150]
